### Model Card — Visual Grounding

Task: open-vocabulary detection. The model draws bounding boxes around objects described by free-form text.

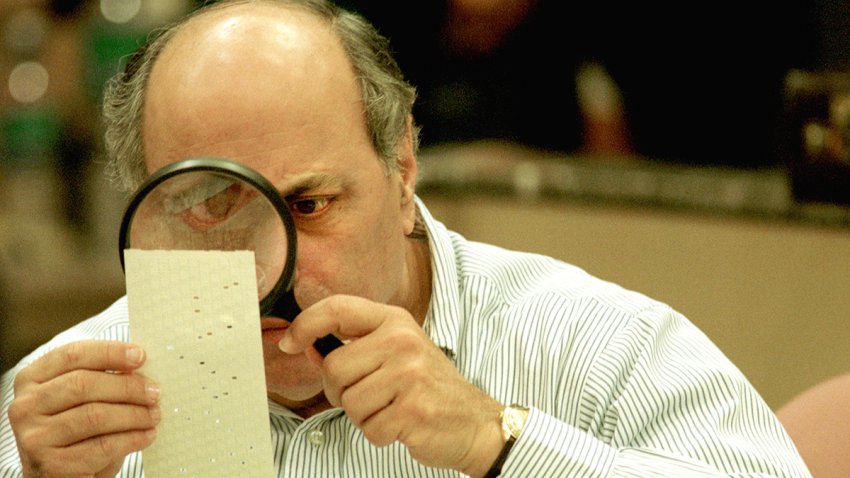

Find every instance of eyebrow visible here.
[278,172,346,198]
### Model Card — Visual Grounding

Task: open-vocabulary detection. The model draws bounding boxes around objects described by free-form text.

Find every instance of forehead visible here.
[151,2,346,99]
[142,2,369,176]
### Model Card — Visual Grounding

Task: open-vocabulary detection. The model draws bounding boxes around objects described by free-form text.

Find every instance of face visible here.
[141,5,418,408]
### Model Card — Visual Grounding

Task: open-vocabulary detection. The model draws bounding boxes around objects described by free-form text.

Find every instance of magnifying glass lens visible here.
[123,165,291,306]
[120,158,341,356]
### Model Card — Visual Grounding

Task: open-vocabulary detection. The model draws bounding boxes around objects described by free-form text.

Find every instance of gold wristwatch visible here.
[484,404,529,478]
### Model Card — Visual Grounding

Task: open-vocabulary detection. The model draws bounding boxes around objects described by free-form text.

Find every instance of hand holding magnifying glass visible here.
[118,157,343,357]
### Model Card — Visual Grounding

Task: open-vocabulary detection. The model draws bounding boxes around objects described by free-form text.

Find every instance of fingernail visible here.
[126,347,144,366]
[278,332,294,354]
[145,428,157,441]
[149,406,161,423]
[146,383,161,402]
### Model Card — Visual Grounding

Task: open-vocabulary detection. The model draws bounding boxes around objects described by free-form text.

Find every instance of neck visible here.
[404,235,433,326]
[270,391,334,418]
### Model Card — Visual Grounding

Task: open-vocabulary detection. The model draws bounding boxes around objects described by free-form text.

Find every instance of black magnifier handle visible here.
[314,334,344,357]
[269,290,343,357]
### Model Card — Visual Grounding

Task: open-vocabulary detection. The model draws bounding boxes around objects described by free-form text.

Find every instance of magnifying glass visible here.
[118,157,342,357]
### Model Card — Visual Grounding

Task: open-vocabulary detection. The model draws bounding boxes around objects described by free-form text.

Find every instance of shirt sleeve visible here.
[500,303,811,478]
[0,365,24,478]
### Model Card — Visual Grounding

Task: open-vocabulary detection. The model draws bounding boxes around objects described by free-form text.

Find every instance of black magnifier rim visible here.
[118,157,297,316]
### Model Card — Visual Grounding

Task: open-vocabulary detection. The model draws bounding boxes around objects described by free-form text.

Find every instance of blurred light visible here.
[8,62,49,104]
[100,0,143,24]
[141,0,193,26]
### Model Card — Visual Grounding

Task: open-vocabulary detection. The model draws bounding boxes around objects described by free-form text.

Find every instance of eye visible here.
[288,197,331,217]
[179,183,254,230]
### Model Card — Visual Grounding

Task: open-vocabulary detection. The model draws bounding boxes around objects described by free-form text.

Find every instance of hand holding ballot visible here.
[7,341,159,477]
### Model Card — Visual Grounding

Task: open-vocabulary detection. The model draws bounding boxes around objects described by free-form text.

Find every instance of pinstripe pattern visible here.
[1,198,810,477]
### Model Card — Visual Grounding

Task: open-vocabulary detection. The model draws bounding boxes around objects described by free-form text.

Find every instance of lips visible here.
[261,317,291,346]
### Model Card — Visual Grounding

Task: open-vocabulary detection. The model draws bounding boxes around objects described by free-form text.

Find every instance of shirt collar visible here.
[415,196,461,360]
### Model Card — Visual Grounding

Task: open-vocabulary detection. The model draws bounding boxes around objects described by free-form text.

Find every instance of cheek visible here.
[292,234,357,303]
[294,221,403,302]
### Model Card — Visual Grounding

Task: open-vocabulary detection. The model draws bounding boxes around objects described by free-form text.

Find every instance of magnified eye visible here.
[179,183,256,230]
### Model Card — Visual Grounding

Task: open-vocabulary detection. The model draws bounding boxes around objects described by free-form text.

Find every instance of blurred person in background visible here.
[339,0,820,168]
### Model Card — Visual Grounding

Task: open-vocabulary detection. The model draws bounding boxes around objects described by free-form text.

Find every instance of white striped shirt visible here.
[1,198,810,477]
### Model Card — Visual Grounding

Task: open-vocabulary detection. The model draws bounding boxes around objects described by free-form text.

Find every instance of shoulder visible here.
[446,233,704,359]
[450,232,662,317]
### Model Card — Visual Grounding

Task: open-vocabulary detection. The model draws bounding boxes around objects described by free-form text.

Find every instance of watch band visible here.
[483,434,515,478]
[483,404,529,478]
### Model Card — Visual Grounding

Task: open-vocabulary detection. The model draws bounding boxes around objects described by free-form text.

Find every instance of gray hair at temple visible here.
[102,0,420,193]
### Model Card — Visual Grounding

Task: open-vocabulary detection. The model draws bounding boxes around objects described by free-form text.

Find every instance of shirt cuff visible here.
[500,407,616,477]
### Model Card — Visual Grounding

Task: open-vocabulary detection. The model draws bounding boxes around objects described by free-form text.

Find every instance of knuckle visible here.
[321,295,347,318]
[67,370,92,401]
[6,398,27,426]
[122,374,140,401]
[13,368,31,392]
[387,326,421,350]
[60,342,84,367]
[94,434,117,459]
[322,350,342,371]
[8,393,44,430]
[83,404,105,431]
[396,356,428,385]
[74,437,116,474]
[338,391,357,417]
[16,428,42,453]
[105,340,128,366]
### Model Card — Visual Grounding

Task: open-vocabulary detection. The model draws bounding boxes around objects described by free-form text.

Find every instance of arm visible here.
[499,302,810,477]
[282,295,810,477]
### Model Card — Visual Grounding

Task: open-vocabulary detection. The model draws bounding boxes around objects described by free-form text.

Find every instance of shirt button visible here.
[307,429,325,446]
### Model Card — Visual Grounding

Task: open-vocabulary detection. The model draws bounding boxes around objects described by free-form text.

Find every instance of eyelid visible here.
[278,172,345,200]
[163,176,236,214]
[287,195,333,217]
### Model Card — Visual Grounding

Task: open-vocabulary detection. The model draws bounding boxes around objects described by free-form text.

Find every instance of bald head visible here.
[142,1,367,171]
[103,0,418,192]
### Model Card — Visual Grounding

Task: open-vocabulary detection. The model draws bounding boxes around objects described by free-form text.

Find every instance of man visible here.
[0,1,810,477]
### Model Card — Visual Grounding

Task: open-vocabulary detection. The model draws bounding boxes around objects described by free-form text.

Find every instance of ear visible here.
[398,114,418,235]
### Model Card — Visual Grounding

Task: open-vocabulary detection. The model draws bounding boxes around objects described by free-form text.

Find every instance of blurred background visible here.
[0,0,848,410]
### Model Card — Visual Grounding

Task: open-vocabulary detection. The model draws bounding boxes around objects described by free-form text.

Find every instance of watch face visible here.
[504,406,529,437]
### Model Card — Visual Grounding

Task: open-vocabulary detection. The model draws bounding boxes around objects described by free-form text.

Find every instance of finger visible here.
[322,330,389,381]
[359,401,403,448]
[337,366,397,428]
[47,428,156,477]
[325,316,430,382]
[31,370,159,416]
[280,295,405,353]
[321,342,383,406]
[48,402,161,448]
[20,341,146,385]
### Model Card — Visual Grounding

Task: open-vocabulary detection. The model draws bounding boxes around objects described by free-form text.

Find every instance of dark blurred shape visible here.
[47,0,88,20]
[782,70,850,206]
[596,3,819,169]
[338,1,822,169]
[336,0,591,154]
